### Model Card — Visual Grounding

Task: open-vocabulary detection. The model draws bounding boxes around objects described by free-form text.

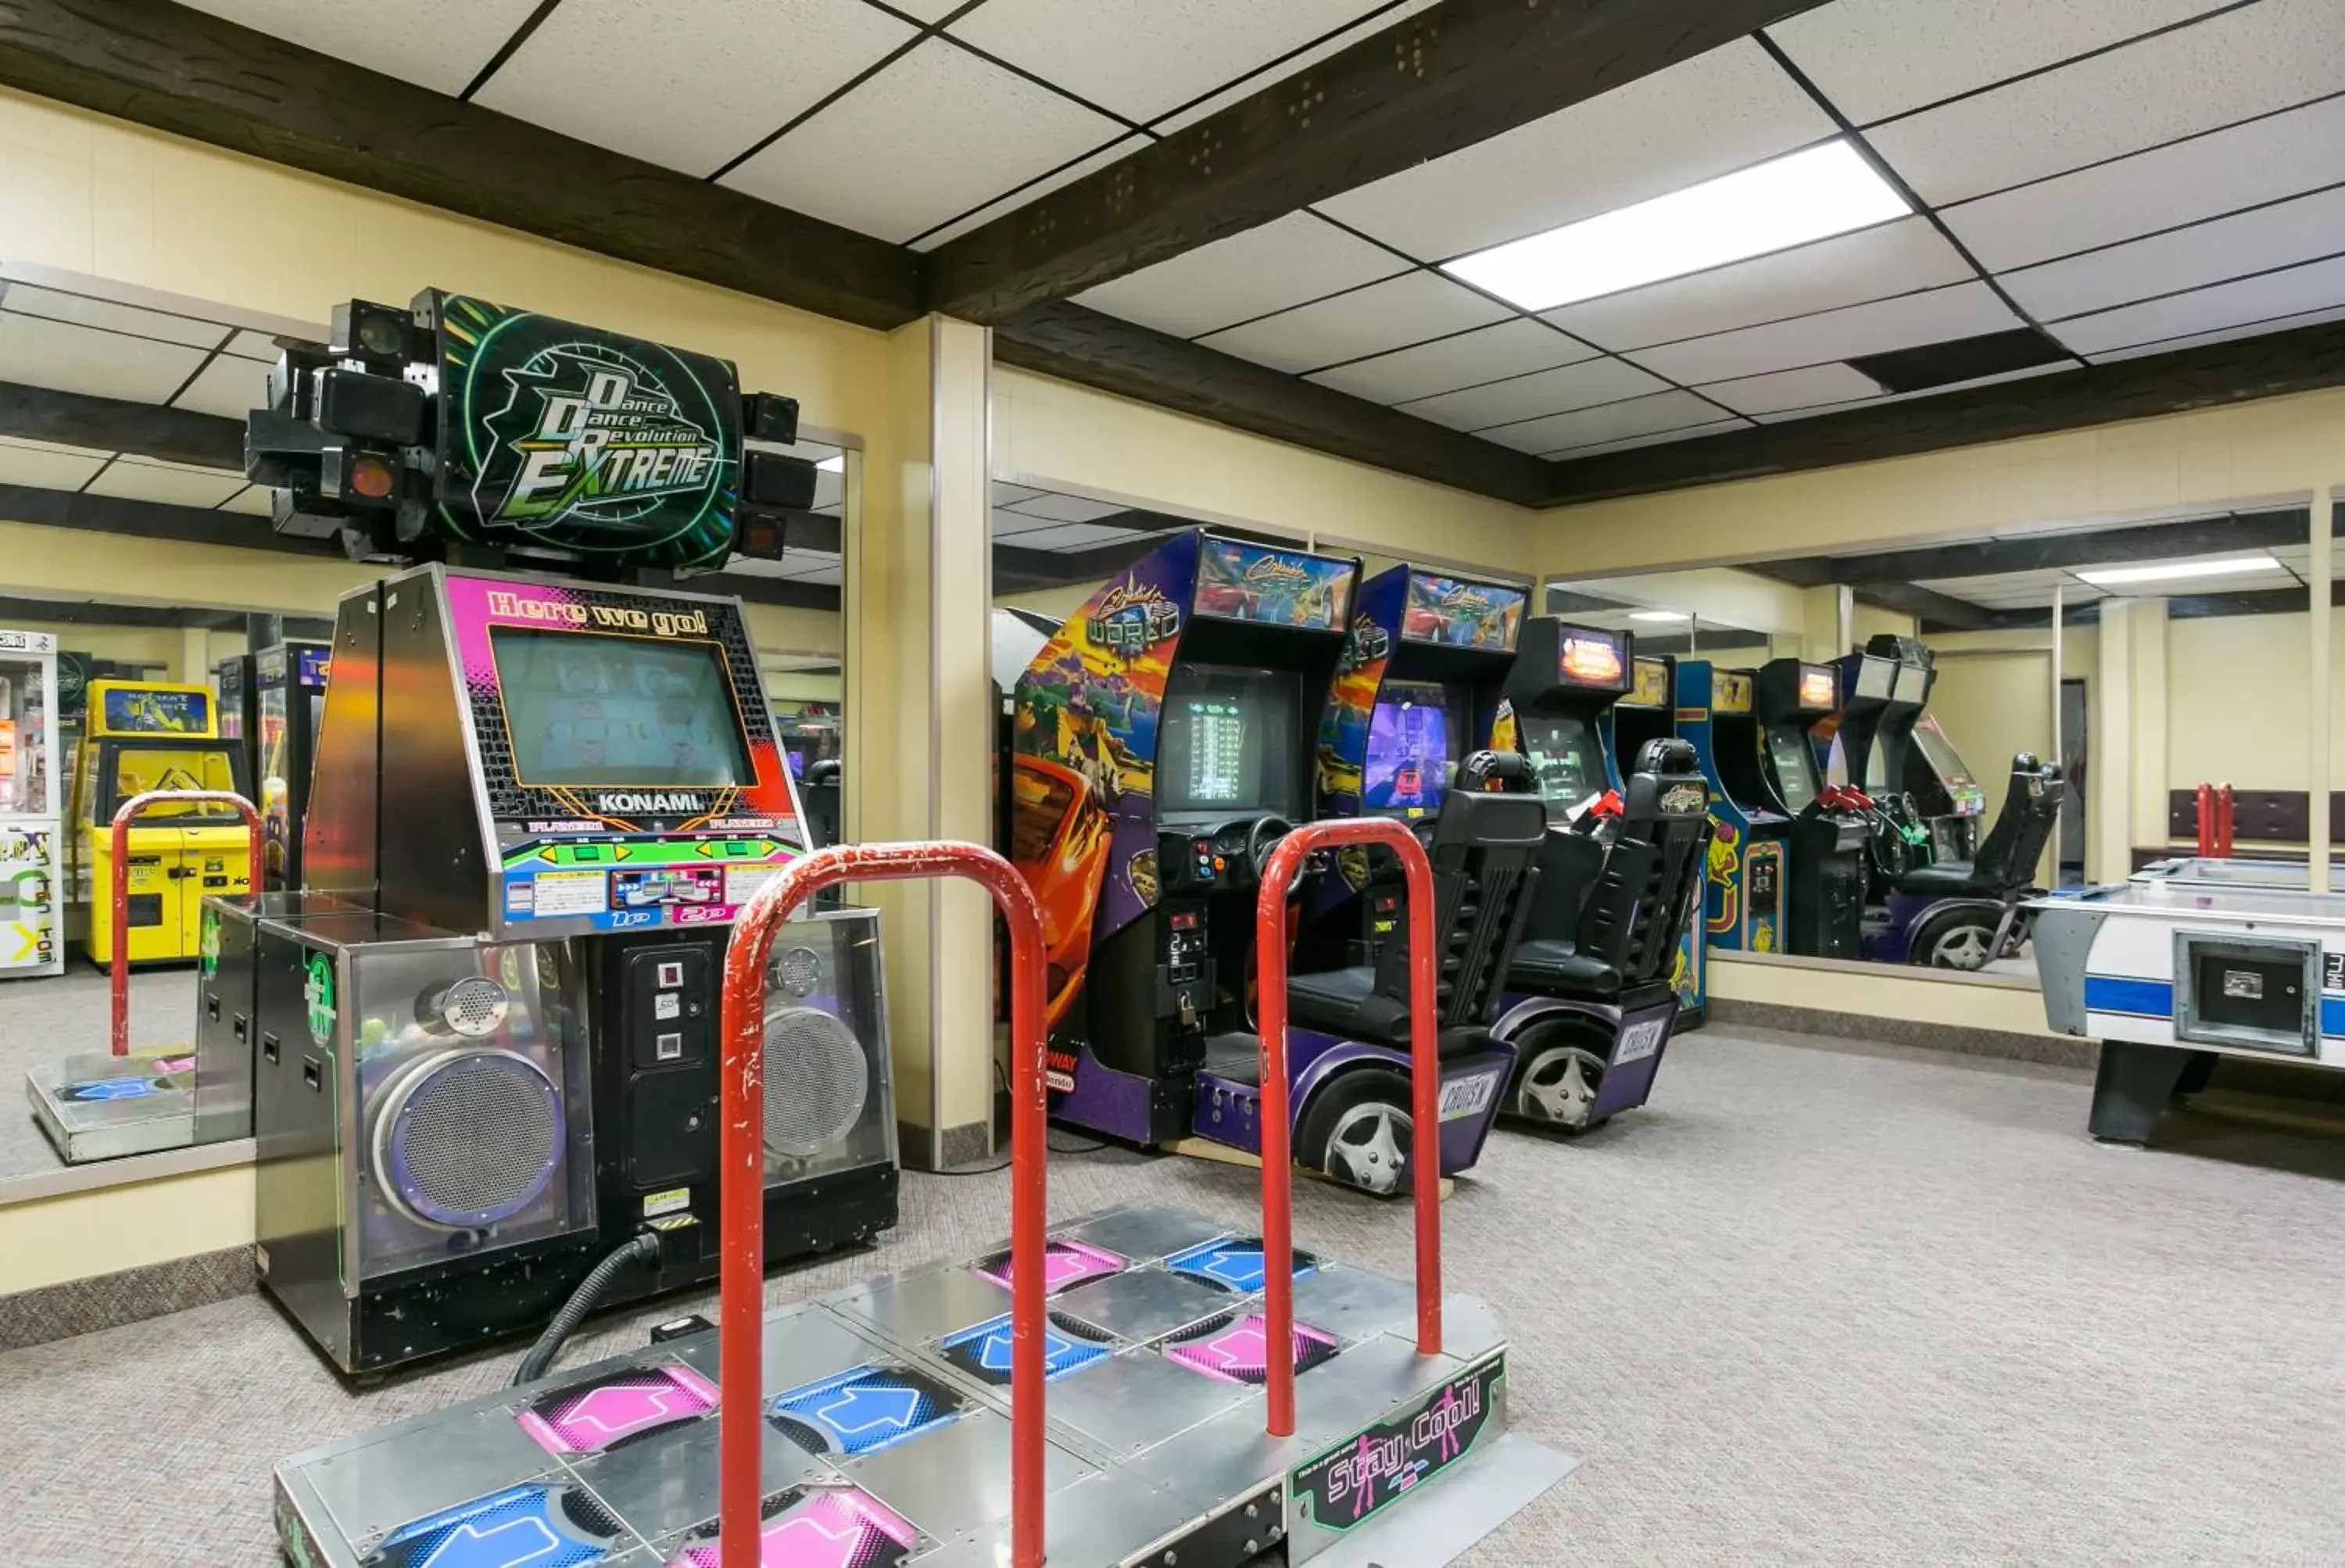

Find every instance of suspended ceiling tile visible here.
[1001,522,1140,551]
[1396,356,1669,433]
[2051,252,2345,356]
[1545,417,1749,460]
[476,0,917,177]
[0,436,110,491]
[993,508,1065,537]
[217,485,273,517]
[790,563,845,585]
[1627,281,2021,387]
[991,482,1047,507]
[171,353,276,421]
[86,458,249,510]
[1195,271,1509,374]
[1695,362,1883,418]
[2082,301,2345,363]
[228,330,285,361]
[1865,0,2345,206]
[174,0,542,95]
[910,134,1148,250]
[1072,213,1408,338]
[1479,389,1727,455]
[1153,0,1444,132]
[0,311,208,403]
[883,0,967,19]
[1540,217,1971,353]
[1001,492,1132,524]
[1942,95,2345,273]
[1316,39,1835,262]
[719,557,795,578]
[1304,319,1595,404]
[1767,0,2230,126]
[2002,185,2345,323]
[948,0,1398,124]
[720,38,1125,244]
[0,283,228,349]
[1750,360,2071,422]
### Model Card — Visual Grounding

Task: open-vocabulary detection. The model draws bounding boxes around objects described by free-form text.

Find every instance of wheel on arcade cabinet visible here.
[1914,906,1998,971]
[1298,1067,1413,1197]
[1509,1016,1612,1133]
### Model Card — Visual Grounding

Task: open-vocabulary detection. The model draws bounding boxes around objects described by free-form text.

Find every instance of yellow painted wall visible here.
[2166,610,2343,789]
[0,618,217,680]
[0,1164,252,1294]
[1710,954,2056,1038]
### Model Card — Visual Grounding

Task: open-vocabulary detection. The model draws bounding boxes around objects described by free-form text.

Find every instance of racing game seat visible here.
[1285,784,1546,1050]
[1889,753,2063,900]
[1509,739,1713,999]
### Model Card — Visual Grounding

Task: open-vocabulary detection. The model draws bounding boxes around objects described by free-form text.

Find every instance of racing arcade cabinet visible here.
[1677,662,1789,954]
[1599,651,1702,1024]
[238,290,893,1373]
[1011,532,1525,1194]
[1754,659,1867,959]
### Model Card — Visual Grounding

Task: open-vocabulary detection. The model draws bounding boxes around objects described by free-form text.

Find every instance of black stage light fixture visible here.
[744,392,800,445]
[744,450,819,511]
[317,368,428,447]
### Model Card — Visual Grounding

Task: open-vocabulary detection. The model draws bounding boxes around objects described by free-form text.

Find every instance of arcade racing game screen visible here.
[1156,664,1304,821]
[491,629,753,789]
[1520,713,1608,818]
[1363,680,1459,816]
[1768,729,1820,814]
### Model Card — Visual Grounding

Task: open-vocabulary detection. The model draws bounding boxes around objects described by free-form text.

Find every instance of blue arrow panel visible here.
[768,1363,966,1458]
[938,1312,1110,1387]
[372,1484,622,1568]
[1165,1237,1319,1295]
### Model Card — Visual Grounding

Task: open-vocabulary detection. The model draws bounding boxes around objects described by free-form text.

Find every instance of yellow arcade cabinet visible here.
[73,679,252,964]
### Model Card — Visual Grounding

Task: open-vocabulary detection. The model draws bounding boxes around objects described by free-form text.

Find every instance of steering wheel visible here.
[1246,814,1294,875]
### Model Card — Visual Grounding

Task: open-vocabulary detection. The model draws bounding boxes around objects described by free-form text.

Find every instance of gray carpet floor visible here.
[3,1028,2344,1566]
[0,965,195,1181]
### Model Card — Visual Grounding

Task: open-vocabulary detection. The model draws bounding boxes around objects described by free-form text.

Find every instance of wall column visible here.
[2312,487,2333,893]
[1800,583,1850,663]
[178,626,209,686]
[849,314,995,1169]
[2128,598,2168,867]
[2092,600,2134,885]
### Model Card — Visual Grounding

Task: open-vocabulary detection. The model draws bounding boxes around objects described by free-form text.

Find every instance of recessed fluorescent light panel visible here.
[1442,140,1910,313]
[1628,610,1691,622]
[2075,555,2278,587]
[815,454,847,473]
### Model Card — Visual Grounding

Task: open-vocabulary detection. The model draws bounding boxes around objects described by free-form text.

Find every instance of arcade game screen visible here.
[1363,681,1459,815]
[491,629,753,789]
[1157,664,1303,819]
[1520,714,1606,818]
[1767,729,1819,814]
[1911,714,1979,793]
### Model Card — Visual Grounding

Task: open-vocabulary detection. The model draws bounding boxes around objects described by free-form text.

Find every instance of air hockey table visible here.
[2131,855,2345,888]
[270,839,1574,1568]
[2032,878,2345,1144]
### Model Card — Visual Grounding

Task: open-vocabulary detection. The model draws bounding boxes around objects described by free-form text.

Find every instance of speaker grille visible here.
[439,976,511,1037]
[775,944,824,998]
[761,1005,868,1160]
[377,1048,562,1229]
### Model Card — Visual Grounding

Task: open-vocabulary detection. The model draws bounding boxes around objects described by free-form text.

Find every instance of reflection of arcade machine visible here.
[1011,532,1525,1193]
[72,680,252,965]
[1755,660,1868,960]
[1599,652,1703,1023]
[1675,662,1788,954]
[1311,564,1528,958]
[0,629,63,979]
[213,650,257,803]
[256,639,328,890]
[1490,621,1713,1129]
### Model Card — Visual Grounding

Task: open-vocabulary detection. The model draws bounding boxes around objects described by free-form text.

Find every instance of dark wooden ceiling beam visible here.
[993,302,1555,505]
[0,380,244,468]
[0,0,922,331]
[1548,320,2345,506]
[1760,506,2331,588]
[993,531,1169,595]
[925,0,1835,322]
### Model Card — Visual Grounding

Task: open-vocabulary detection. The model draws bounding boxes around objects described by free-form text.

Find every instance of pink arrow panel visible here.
[1165,1313,1338,1387]
[972,1238,1124,1296]
[667,1487,917,1568]
[517,1365,720,1457]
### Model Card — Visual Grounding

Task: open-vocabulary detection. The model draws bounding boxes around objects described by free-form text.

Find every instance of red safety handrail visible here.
[718,842,1049,1568]
[2195,782,2215,857]
[2217,782,2235,857]
[1255,818,1442,1439]
[110,789,263,1058]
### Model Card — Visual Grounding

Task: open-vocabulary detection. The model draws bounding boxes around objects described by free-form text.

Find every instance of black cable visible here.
[511,1231,661,1386]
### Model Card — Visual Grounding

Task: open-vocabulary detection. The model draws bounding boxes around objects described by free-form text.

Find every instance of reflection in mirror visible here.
[1583,499,2332,986]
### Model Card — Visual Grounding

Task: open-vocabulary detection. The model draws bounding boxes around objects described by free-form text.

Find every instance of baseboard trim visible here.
[897,1118,996,1172]
[0,1244,253,1354]
[1708,997,2098,1071]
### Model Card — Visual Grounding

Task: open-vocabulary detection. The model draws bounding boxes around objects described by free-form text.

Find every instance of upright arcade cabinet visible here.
[213,650,257,805]
[255,639,328,891]
[72,680,252,965]
[1599,651,1703,1022]
[0,629,62,979]
[1675,661,1788,954]
[1312,564,1528,959]
[1011,531,1524,1193]
[1754,659,1868,959]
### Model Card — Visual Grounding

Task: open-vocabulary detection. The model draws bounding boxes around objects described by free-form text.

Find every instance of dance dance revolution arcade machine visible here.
[235,289,895,1372]
[1676,662,1788,954]
[1011,532,1522,1192]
